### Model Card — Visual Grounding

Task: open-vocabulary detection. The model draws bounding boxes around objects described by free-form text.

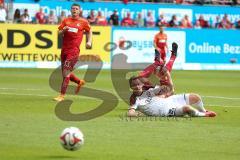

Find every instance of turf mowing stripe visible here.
[1,87,239,100]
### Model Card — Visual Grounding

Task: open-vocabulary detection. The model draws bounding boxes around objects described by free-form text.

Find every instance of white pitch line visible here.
[202,96,240,100]
[0,87,240,102]
[0,87,44,91]
[0,92,117,101]
[0,92,50,97]
[205,104,239,108]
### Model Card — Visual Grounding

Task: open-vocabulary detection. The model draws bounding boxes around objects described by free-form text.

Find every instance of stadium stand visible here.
[0,0,239,29]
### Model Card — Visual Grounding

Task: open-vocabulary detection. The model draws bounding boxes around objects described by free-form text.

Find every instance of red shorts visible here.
[61,50,79,75]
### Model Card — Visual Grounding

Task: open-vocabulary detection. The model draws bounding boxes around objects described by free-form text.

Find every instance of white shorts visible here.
[146,94,190,116]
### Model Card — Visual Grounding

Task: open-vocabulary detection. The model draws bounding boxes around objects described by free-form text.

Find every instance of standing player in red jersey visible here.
[54,3,92,102]
[153,25,168,64]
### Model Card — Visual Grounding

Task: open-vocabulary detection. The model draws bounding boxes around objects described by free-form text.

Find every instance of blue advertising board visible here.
[110,26,240,70]
[185,29,240,64]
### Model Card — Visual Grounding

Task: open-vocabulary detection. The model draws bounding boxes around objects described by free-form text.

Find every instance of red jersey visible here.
[121,17,135,26]
[58,17,91,53]
[35,12,45,24]
[154,32,167,49]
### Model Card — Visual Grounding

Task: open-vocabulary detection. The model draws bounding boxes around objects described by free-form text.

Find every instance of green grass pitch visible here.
[0,68,240,160]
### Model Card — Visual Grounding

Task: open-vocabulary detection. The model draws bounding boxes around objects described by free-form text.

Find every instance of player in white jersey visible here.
[128,76,217,117]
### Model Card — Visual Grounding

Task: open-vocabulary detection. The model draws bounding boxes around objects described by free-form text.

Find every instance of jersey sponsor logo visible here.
[68,27,78,33]
[158,39,166,43]
[168,108,176,116]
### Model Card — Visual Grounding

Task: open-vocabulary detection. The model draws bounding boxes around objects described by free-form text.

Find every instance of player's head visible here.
[159,25,164,33]
[71,3,81,18]
[129,76,144,94]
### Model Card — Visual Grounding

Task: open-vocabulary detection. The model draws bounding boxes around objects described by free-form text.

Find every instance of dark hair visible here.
[71,3,80,9]
[14,9,21,19]
[129,76,140,88]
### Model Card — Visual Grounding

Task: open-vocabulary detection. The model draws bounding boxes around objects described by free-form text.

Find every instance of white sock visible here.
[194,110,206,117]
[192,100,206,112]
[189,107,206,117]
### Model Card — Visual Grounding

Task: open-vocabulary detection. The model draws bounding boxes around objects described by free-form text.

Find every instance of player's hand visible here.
[86,42,92,49]
[63,26,70,31]
[127,109,136,117]
[63,26,69,30]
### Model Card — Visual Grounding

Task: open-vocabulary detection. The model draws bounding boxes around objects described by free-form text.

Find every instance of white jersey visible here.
[130,86,161,106]
[130,89,189,116]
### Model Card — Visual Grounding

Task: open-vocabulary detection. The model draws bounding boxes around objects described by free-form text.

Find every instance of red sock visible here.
[61,76,70,95]
[139,64,157,78]
[166,55,176,72]
[70,73,80,84]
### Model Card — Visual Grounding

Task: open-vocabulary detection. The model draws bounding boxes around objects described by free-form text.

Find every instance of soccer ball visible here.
[60,127,84,151]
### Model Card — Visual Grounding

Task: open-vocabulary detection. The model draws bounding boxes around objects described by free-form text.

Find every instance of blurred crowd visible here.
[0,2,240,29]
[75,0,240,5]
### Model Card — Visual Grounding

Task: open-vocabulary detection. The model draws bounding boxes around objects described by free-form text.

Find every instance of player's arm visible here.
[153,35,158,49]
[58,26,70,34]
[127,108,138,117]
[84,20,92,49]
[151,85,162,95]
[85,30,92,49]
[150,85,169,97]
[128,96,145,117]
[58,19,68,34]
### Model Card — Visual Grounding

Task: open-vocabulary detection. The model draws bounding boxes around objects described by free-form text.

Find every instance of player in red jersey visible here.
[138,42,178,97]
[54,3,92,102]
[154,25,168,63]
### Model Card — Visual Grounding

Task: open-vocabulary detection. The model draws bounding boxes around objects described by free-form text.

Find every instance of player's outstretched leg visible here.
[70,73,80,84]
[139,49,164,78]
[139,64,156,78]
[171,42,178,56]
[69,73,86,94]
[188,93,206,112]
[182,105,216,117]
[166,42,178,72]
[54,59,74,102]
[186,93,217,117]
[53,75,70,102]
[75,79,85,94]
